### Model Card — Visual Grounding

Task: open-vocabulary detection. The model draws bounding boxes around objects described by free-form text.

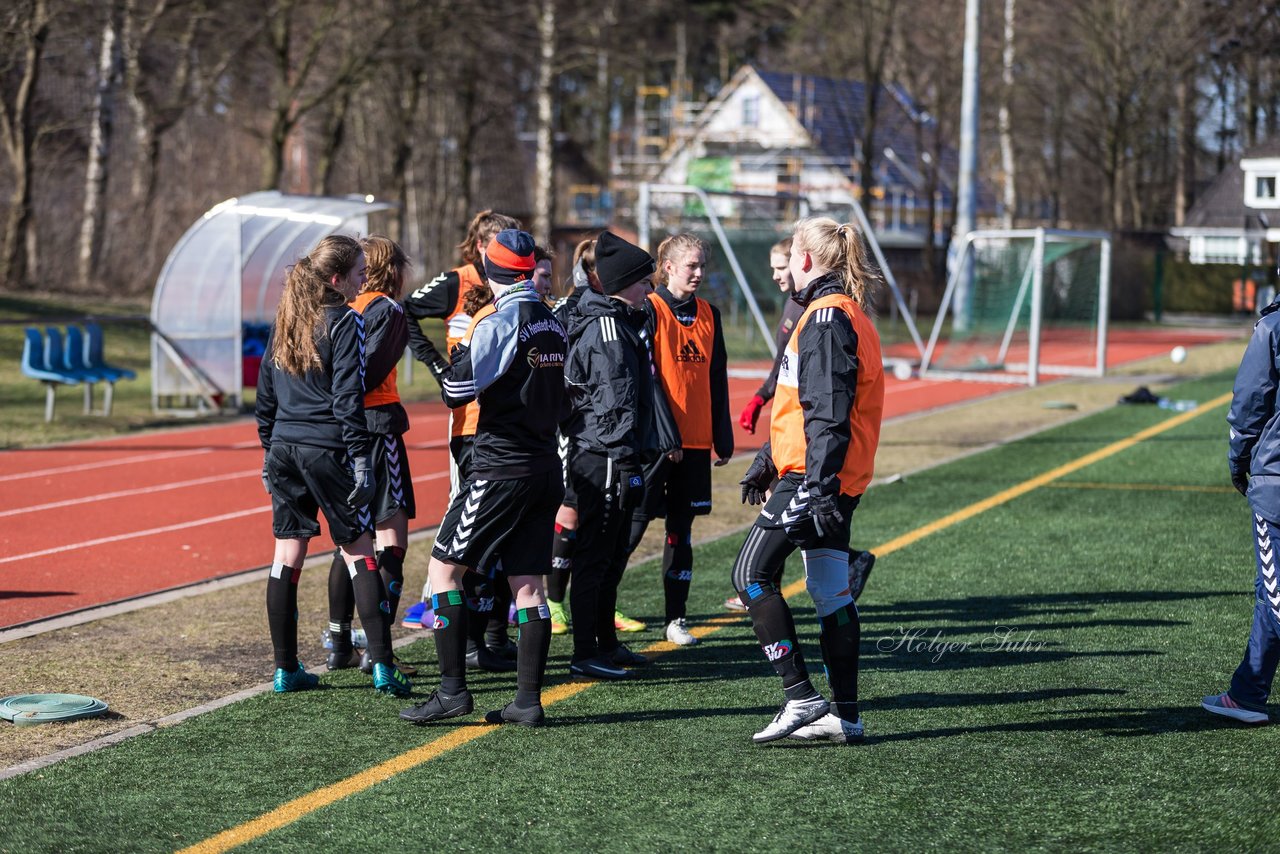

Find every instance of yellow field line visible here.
[1045,481,1235,494]
[180,391,1230,854]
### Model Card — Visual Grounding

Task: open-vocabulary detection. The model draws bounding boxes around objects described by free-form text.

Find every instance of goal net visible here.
[920,229,1111,385]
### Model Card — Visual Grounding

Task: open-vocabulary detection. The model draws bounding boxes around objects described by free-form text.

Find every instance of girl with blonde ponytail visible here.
[256,234,411,698]
[729,216,884,745]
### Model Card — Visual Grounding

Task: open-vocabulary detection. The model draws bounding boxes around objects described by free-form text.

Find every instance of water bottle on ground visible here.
[1157,398,1196,412]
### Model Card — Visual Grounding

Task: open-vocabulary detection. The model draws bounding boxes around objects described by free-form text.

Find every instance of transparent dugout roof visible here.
[150,191,393,407]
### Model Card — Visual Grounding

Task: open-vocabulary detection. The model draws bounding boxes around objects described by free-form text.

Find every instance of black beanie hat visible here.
[483,229,537,287]
[595,231,655,295]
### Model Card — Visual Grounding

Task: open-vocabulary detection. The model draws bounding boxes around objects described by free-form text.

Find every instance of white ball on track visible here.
[893,362,913,381]
[1170,346,1187,365]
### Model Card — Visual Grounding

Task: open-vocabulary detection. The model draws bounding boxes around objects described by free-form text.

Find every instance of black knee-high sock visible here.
[348,555,391,667]
[327,550,354,651]
[548,524,576,602]
[741,582,816,701]
[819,602,861,719]
[626,515,650,556]
[487,572,512,648]
[662,522,694,623]
[514,605,552,707]
[377,546,406,623]
[266,564,301,670]
[432,590,468,695]
[462,570,494,650]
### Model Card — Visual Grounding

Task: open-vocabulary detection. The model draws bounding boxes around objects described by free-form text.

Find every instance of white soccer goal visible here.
[919,228,1111,386]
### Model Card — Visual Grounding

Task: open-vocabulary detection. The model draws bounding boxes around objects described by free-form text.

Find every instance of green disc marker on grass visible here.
[0,694,108,727]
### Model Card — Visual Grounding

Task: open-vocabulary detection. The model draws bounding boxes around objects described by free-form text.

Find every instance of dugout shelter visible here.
[150,191,392,414]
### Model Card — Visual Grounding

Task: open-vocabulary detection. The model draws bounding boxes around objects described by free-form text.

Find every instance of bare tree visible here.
[77,1,123,288]
[997,0,1016,228]
[258,0,393,191]
[0,0,51,288]
[532,0,556,242]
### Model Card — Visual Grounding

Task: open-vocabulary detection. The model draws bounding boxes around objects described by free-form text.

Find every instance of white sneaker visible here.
[752,695,829,743]
[788,712,865,743]
[665,618,700,646]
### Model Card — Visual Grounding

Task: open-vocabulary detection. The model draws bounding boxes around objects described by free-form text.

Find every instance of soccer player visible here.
[727,236,877,611]
[256,235,410,697]
[401,210,519,643]
[1203,291,1280,725]
[562,231,665,679]
[545,238,603,636]
[324,236,418,677]
[399,229,567,727]
[731,216,884,744]
[627,233,733,645]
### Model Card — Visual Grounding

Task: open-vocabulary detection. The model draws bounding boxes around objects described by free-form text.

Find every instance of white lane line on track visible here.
[0,471,450,565]
[0,470,260,518]
[0,441,261,483]
[2,438,452,484]
[0,507,270,564]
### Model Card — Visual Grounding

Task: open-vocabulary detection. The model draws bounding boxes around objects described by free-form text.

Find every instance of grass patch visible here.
[1,370,1275,850]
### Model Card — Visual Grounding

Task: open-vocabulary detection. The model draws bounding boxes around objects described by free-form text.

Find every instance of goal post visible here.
[920,228,1111,386]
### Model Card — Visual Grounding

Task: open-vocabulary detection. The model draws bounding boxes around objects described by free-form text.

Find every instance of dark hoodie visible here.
[1229,295,1280,522]
[562,288,668,470]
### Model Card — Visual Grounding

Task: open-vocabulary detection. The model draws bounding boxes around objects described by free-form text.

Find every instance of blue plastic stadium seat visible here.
[21,327,80,422]
[84,322,136,381]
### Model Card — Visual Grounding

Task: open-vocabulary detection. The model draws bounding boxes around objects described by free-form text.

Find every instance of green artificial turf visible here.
[2,371,1277,852]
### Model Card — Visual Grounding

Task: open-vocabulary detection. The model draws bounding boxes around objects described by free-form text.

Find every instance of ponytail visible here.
[792,216,877,309]
[270,234,361,376]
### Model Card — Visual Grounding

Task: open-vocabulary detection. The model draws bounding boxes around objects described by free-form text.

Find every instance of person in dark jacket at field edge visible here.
[560,231,673,680]
[1203,293,1280,725]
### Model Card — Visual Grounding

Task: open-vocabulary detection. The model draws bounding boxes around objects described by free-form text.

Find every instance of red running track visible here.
[0,327,1237,628]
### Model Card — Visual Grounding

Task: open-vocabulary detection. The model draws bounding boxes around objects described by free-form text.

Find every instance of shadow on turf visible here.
[868,704,1259,743]
[854,590,1239,627]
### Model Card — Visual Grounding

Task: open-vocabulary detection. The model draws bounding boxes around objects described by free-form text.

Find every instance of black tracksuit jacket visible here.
[256,303,372,460]
[562,289,663,471]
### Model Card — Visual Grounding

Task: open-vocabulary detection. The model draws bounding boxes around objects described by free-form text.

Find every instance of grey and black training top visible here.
[1229,296,1280,522]
[441,284,568,480]
[256,303,372,460]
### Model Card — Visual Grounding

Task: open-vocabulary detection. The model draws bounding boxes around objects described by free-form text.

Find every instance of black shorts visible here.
[638,448,712,521]
[431,469,564,576]
[371,433,416,524]
[755,472,859,550]
[266,443,372,546]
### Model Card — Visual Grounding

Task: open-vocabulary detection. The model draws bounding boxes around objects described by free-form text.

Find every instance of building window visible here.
[1191,235,1246,264]
[742,94,760,128]
[1245,169,1280,208]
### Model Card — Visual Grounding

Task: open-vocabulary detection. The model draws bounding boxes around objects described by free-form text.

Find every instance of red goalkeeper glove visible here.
[739,395,766,433]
